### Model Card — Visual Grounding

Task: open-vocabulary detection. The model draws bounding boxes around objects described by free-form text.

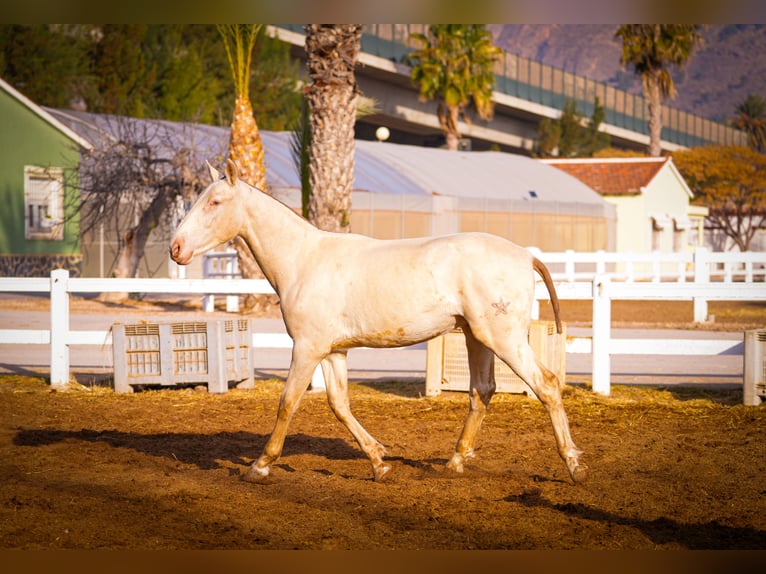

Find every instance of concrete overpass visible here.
[269,25,746,155]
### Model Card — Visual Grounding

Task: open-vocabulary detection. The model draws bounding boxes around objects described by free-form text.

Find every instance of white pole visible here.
[310,363,326,391]
[693,246,709,322]
[99,203,105,278]
[591,275,611,395]
[50,269,70,388]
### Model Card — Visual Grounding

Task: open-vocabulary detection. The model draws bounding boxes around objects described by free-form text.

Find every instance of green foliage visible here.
[615,24,703,100]
[731,94,766,153]
[141,26,225,124]
[406,24,501,149]
[217,25,260,98]
[616,24,703,156]
[290,96,311,219]
[0,24,300,129]
[249,29,302,131]
[535,97,610,157]
[91,25,154,117]
[0,24,94,109]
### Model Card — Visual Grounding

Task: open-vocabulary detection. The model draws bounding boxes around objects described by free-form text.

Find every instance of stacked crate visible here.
[112,319,253,393]
[425,321,566,397]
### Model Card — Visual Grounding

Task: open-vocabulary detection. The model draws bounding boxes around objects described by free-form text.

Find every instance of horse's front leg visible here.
[243,346,319,482]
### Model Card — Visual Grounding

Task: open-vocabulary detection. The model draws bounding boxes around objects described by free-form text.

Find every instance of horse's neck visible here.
[239,185,319,291]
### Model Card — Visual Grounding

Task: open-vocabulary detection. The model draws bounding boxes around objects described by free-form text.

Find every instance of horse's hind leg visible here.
[323,352,390,481]
[493,337,588,484]
[446,327,496,473]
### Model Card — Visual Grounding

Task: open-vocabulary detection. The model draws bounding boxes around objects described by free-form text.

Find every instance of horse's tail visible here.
[532,257,562,334]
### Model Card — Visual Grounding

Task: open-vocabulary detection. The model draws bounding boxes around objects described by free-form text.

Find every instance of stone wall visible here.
[0,254,82,278]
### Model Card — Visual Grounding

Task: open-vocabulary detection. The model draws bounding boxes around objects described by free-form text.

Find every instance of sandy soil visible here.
[1,375,765,550]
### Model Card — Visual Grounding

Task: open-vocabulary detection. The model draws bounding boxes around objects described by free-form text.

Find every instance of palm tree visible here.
[615,24,703,157]
[406,24,501,151]
[732,94,766,152]
[217,24,267,307]
[304,24,362,233]
[291,93,379,221]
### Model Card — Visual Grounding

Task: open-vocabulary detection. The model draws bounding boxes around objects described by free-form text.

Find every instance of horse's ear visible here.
[225,159,239,186]
[206,161,220,182]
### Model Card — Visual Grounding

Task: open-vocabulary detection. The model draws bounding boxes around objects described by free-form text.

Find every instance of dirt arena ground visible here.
[1,296,765,553]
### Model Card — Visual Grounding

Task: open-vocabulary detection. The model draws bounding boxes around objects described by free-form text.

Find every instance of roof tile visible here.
[543,158,669,196]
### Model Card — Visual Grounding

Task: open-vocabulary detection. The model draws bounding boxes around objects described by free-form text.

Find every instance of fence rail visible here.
[535,247,766,283]
[532,246,766,323]
[2,265,765,396]
[546,277,765,394]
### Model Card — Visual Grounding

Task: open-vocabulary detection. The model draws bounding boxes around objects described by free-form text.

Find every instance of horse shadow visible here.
[504,489,766,550]
[13,427,366,472]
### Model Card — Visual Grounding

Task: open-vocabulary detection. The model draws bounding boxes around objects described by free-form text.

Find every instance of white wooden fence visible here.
[531,246,766,323]
[1,263,764,396]
[541,277,764,394]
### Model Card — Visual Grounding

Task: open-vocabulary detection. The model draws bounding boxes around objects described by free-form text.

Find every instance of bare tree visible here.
[73,114,222,300]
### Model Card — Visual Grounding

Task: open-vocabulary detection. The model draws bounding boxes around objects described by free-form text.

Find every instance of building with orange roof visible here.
[541,156,708,255]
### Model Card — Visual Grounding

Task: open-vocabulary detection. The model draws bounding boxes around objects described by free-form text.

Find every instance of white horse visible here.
[170,160,587,484]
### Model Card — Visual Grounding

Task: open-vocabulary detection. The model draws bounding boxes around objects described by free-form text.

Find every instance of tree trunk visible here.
[645,75,663,157]
[445,131,460,151]
[305,24,362,233]
[306,85,356,232]
[101,189,174,302]
[228,94,271,311]
[438,103,461,151]
[229,94,267,190]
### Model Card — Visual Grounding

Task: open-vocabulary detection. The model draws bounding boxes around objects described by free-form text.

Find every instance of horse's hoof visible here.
[373,464,392,482]
[241,465,270,484]
[570,463,589,484]
[445,457,464,474]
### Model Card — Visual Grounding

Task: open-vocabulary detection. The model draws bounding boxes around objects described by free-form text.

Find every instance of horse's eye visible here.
[208,199,220,207]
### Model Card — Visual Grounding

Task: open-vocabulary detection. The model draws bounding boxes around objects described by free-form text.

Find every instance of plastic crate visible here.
[744,328,766,406]
[425,321,566,397]
[112,319,253,393]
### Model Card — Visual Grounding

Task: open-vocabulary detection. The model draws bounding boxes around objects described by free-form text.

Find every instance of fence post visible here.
[50,269,70,388]
[595,250,606,276]
[202,254,214,312]
[310,363,326,391]
[565,249,575,282]
[528,246,541,319]
[591,275,611,395]
[225,255,239,313]
[206,321,228,394]
[531,298,540,321]
[652,253,661,283]
[693,246,710,322]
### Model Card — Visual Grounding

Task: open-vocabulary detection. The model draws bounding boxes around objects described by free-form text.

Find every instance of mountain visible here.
[487,24,766,124]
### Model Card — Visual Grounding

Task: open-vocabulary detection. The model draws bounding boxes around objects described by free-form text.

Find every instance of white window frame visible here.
[24,165,65,241]
[651,214,670,252]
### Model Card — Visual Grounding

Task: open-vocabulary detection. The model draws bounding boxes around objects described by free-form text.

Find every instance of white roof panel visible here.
[46,109,607,209]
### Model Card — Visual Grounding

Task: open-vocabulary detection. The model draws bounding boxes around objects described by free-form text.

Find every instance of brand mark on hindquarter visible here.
[492,297,509,315]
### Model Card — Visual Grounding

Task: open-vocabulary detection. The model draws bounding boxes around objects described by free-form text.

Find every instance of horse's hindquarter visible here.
[281,233,536,351]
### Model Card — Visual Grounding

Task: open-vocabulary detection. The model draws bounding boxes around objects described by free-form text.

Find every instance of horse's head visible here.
[170,159,245,265]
